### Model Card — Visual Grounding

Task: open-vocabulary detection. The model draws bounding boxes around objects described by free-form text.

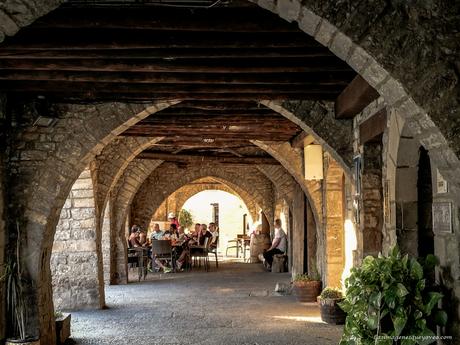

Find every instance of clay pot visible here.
[292,280,321,302]
[318,297,346,324]
[249,233,271,263]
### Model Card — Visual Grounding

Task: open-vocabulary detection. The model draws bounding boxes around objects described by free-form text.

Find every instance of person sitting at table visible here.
[208,222,219,249]
[177,225,186,242]
[197,223,213,246]
[150,223,164,241]
[138,228,148,246]
[169,224,179,243]
[128,225,142,248]
[176,223,207,269]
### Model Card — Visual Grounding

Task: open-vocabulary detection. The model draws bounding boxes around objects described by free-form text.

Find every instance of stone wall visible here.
[51,168,104,310]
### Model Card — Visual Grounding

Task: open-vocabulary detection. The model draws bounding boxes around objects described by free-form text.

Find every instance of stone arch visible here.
[51,167,104,310]
[131,163,274,232]
[8,100,178,344]
[1,0,460,342]
[155,178,259,223]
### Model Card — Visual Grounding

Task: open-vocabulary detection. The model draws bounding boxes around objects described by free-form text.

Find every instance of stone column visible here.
[324,158,345,288]
[51,168,105,310]
[101,201,111,285]
[291,184,305,276]
[0,153,6,340]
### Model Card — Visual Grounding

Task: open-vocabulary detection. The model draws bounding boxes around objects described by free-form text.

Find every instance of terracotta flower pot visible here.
[318,297,346,324]
[292,280,321,302]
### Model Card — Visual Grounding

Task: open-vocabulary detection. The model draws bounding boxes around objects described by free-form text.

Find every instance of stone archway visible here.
[153,177,259,223]
[131,163,274,231]
[1,1,459,343]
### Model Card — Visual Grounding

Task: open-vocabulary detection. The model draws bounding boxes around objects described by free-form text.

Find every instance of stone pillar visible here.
[101,201,111,285]
[292,184,305,276]
[51,168,105,310]
[395,137,419,257]
[109,200,129,285]
[362,142,384,257]
[0,152,6,340]
[306,201,317,276]
[324,158,345,288]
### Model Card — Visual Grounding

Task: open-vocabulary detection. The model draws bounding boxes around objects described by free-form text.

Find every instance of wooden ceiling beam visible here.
[0,58,352,73]
[3,30,322,50]
[0,70,353,86]
[0,47,333,59]
[335,75,380,119]
[137,151,280,165]
[33,8,302,33]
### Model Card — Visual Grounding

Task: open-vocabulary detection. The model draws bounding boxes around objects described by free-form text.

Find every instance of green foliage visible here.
[0,223,27,340]
[339,247,446,345]
[178,209,194,230]
[320,287,343,300]
[292,272,320,282]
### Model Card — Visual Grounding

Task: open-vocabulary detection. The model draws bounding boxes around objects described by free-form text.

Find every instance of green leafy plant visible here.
[54,311,64,319]
[339,246,447,345]
[293,272,320,282]
[320,287,343,300]
[1,223,27,340]
[178,209,193,230]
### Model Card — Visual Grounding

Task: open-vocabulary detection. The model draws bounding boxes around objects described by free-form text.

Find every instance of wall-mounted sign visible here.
[432,202,452,233]
[436,169,448,194]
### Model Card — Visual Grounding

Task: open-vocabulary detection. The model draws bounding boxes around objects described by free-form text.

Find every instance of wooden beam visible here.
[0,70,353,86]
[290,131,308,149]
[33,8,302,33]
[2,30,322,50]
[335,75,380,119]
[0,57,352,73]
[0,47,333,59]
[137,151,280,165]
[359,108,387,144]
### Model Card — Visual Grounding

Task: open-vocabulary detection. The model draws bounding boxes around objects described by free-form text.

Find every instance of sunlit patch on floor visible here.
[272,315,324,323]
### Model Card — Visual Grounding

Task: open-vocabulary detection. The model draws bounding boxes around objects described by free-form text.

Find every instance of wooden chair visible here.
[208,236,219,268]
[151,240,173,271]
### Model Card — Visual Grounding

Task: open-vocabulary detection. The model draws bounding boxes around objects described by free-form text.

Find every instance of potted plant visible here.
[54,311,71,345]
[318,287,346,324]
[291,271,321,302]
[1,224,39,344]
[339,246,448,345]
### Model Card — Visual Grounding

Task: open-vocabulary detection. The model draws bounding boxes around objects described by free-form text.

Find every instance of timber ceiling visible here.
[0,0,356,166]
[0,1,356,102]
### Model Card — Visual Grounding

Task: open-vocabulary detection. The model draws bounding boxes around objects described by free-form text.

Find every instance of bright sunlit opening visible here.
[342,219,357,289]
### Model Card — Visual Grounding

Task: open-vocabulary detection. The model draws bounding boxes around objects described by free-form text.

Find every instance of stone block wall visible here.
[51,168,103,310]
[0,153,5,340]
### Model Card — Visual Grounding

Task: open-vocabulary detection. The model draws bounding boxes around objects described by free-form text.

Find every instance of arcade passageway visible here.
[70,262,342,345]
[0,1,459,344]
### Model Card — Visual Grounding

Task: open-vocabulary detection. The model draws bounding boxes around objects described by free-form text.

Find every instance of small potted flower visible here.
[318,287,346,324]
[291,272,321,302]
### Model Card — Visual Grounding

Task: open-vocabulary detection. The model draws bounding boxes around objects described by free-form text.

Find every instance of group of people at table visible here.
[128,212,219,273]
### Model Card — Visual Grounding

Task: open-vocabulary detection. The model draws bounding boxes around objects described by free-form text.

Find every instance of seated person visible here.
[138,228,148,246]
[128,225,141,248]
[176,223,205,269]
[197,223,213,246]
[150,223,164,241]
[262,219,287,270]
[208,222,219,249]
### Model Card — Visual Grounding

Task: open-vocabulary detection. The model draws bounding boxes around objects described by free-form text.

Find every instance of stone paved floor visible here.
[69,262,343,345]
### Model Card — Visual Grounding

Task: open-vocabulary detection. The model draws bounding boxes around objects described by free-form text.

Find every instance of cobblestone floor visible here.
[69,262,343,345]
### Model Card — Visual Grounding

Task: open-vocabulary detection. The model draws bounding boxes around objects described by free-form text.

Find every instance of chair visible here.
[225,238,242,257]
[208,236,219,268]
[151,240,174,271]
[127,240,139,268]
[190,237,210,271]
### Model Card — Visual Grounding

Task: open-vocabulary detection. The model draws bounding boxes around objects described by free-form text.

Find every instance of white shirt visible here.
[274,227,287,252]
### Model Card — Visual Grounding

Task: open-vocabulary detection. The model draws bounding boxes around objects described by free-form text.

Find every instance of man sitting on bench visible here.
[263,219,286,271]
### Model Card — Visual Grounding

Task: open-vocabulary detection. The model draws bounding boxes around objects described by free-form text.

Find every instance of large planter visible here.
[318,297,346,324]
[292,280,321,302]
[6,338,40,345]
[249,233,271,263]
[55,313,71,345]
